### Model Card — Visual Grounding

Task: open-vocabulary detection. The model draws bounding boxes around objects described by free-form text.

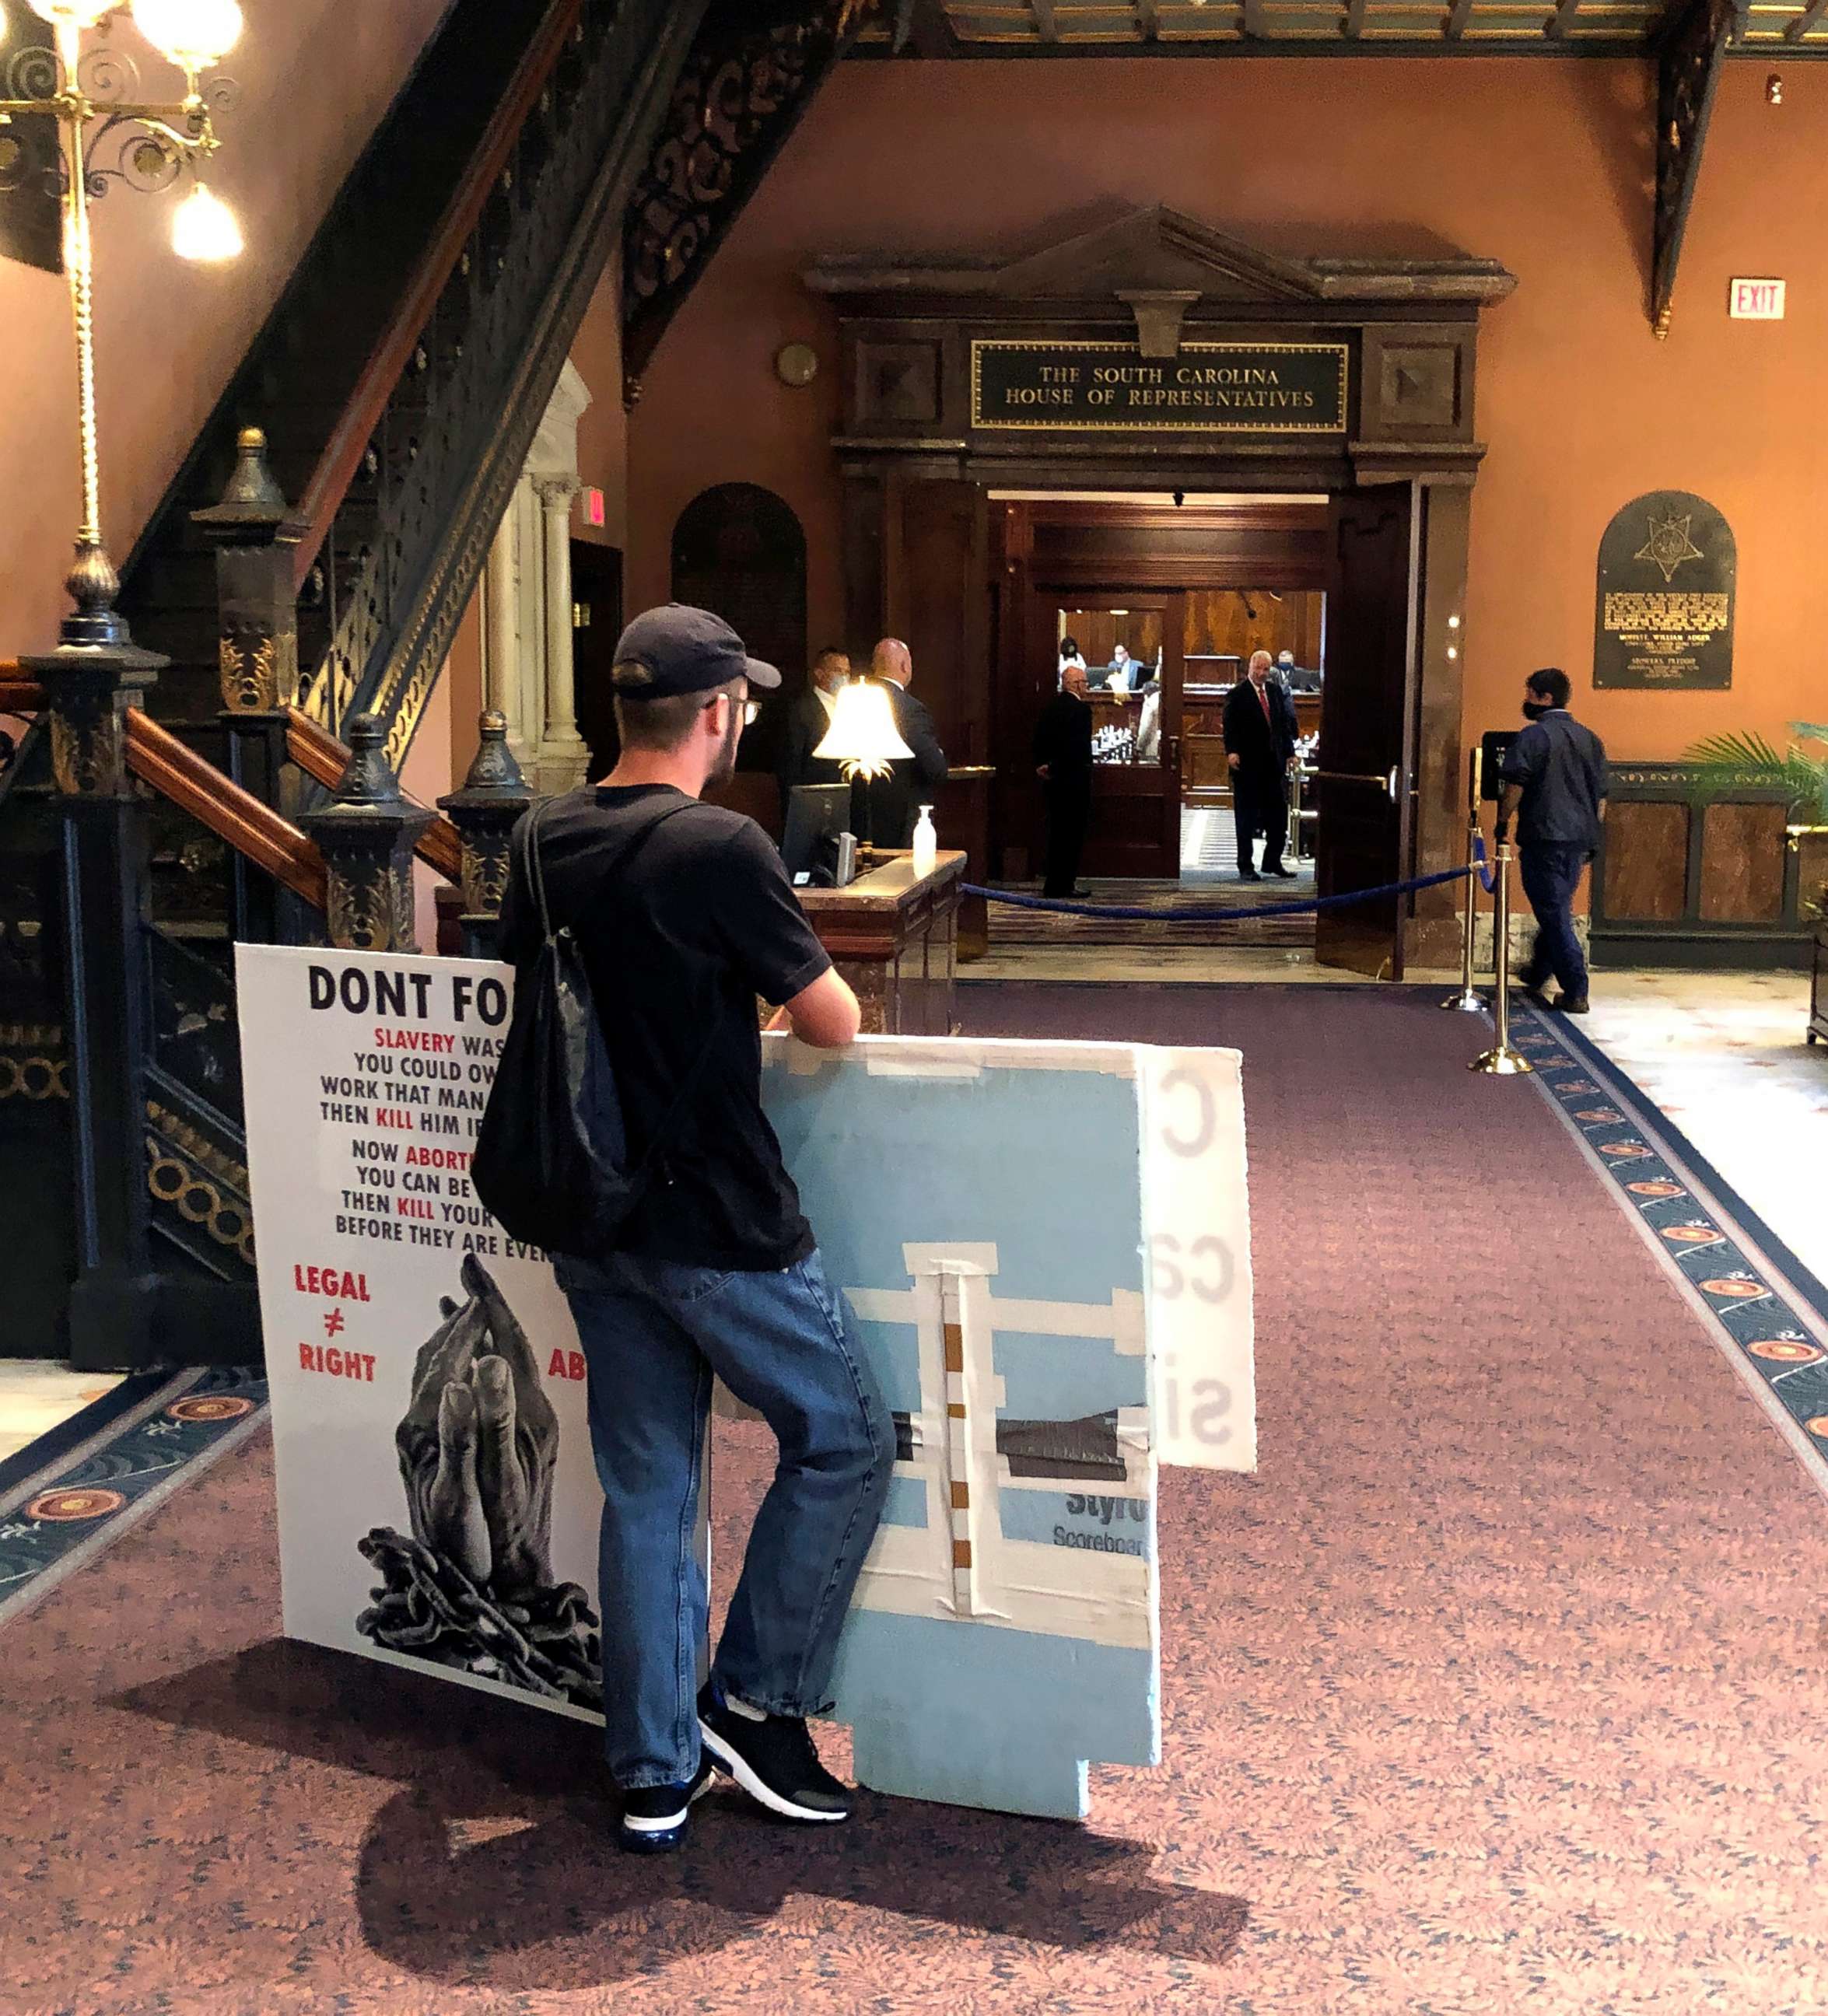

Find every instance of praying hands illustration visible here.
[394,1251,559,1601]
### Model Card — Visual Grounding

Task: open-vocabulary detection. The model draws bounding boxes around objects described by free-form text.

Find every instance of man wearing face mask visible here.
[1497,667,1608,1014]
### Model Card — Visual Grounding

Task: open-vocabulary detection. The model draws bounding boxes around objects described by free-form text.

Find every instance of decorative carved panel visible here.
[1600,800,1690,922]
[855,339,943,427]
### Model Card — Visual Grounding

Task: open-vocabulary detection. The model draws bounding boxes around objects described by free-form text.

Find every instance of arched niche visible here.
[671,483,808,775]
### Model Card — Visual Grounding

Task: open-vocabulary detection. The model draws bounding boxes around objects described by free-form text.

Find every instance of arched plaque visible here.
[1593,490,1735,691]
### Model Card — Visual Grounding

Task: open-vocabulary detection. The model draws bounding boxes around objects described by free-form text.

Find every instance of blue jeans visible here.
[1518,842,1592,999]
[555,1248,892,1790]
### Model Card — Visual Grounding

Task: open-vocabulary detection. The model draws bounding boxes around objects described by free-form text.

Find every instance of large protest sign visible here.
[236,945,1252,1818]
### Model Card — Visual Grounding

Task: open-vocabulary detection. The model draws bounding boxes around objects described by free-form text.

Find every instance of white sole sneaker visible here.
[617,1765,714,1850]
[698,1717,849,1824]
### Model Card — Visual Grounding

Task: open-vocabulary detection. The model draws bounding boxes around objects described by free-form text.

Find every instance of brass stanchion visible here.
[1441,745,1486,1013]
[1471,838,1533,1075]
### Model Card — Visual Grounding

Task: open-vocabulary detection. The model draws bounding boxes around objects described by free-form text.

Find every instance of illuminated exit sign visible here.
[1729,278,1785,320]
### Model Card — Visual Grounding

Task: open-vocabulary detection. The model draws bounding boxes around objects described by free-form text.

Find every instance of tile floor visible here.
[1578,967,1826,1289]
[0,1360,121,1470]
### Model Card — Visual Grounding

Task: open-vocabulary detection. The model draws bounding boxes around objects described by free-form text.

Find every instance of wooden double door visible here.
[867,481,1462,977]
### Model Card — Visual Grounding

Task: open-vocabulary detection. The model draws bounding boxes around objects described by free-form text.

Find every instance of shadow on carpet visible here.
[113,1636,1245,1995]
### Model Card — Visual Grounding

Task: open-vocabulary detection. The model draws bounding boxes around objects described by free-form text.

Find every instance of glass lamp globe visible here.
[173,181,242,261]
[811,678,913,780]
[28,2,117,30]
[132,0,243,66]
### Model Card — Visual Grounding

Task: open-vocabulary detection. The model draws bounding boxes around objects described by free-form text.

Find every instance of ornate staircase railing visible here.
[114,0,702,786]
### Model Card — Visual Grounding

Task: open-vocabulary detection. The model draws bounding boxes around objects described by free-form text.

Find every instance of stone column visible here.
[484,509,527,771]
[534,475,590,795]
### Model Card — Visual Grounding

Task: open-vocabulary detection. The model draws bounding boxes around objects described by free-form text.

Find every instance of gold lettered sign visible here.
[971,340,1348,434]
[1594,491,1735,691]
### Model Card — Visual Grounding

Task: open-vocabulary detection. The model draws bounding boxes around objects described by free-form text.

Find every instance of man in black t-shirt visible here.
[498,604,891,1855]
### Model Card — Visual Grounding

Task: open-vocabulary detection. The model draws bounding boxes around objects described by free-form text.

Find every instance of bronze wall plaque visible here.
[970,340,1349,434]
[1593,490,1735,691]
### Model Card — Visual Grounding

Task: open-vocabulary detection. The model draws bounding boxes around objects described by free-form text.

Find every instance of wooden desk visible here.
[797,849,964,1035]
[937,765,993,961]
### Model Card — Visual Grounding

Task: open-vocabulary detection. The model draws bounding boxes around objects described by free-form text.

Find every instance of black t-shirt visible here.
[497,785,833,1270]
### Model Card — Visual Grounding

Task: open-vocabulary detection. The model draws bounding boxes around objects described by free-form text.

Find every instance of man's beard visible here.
[708,707,742,789]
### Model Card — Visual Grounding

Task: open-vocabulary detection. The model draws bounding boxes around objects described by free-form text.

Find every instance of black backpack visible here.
[472,796,716,1258]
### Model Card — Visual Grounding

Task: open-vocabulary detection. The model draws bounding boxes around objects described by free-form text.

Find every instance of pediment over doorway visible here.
[804,204,1517,311]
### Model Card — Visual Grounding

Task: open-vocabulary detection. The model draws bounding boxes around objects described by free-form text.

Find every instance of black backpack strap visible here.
[520,792,724,1188]
[519,793,696,949]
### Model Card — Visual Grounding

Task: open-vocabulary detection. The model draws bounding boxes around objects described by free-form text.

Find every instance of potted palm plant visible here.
[1681,719,1828,899]
[1681,723,1828,1041]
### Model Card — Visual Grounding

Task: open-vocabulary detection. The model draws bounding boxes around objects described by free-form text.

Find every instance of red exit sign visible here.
[1729,278,1785,320]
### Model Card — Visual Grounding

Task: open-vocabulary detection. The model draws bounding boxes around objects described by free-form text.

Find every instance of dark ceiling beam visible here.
[1031,0,1060,37]
[1650,0,1743,338]
[894,0,962,54]
[1785,0,1828,39]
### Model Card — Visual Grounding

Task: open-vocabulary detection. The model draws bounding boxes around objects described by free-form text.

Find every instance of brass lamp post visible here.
[1,0,242,646]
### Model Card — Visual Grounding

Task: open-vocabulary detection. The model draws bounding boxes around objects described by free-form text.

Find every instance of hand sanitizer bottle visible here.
[912,804,937,876]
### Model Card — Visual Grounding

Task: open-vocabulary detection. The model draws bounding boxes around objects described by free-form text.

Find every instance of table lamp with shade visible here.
[811,677,912,856]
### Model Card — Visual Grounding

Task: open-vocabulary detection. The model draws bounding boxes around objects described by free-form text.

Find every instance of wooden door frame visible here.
[854,467,1470,961]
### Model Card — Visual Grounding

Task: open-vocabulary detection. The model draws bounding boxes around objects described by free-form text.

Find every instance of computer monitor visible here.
[781,783,855,887]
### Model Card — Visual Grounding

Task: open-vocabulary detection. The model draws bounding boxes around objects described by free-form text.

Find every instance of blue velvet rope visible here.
[1471,835,1497,895]
[962,863,1475,923]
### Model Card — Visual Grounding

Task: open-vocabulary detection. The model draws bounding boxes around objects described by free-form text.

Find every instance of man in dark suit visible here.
[860,638,948,848]
[776,645,851,821]
[1222,649,1299,880]
[1032,661,1094,898]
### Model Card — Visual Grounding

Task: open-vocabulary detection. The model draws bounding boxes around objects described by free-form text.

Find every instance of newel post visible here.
[438,711,534,960]
[191,425,308,944]
[21,628,167,1369]
[298,715,434,953]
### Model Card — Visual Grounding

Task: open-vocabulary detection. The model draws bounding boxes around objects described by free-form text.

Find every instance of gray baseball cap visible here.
[610,603,780,699]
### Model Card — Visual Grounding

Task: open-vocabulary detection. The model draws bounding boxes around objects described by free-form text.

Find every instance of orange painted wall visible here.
[627,58,1828,762]
[0,0,450,656]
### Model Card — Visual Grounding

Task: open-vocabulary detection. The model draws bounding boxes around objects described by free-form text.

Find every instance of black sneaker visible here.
[1264,863,1297,880]
[1238,869,1262,883]
[1552,993,1590,1016]
[618,1755,713,1854]
[698,1682,852,1823]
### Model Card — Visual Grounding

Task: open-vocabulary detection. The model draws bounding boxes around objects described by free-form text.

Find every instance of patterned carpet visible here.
[2,988,1825,2014]
[985,877,1316,950]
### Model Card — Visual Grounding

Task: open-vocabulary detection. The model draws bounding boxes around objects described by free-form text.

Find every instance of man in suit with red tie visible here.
[1222,649,1299,881]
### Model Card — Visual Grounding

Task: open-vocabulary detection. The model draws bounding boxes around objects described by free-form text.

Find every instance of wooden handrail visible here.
[0,663,43,714]
[125,709,329,912]
[285,706,464,882]
[291,0,587,592]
